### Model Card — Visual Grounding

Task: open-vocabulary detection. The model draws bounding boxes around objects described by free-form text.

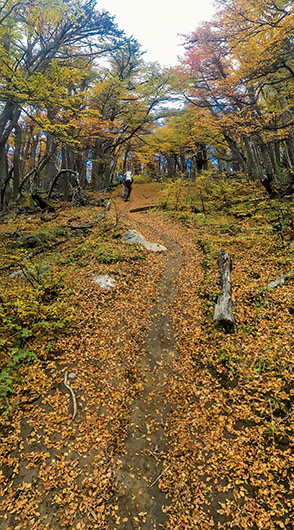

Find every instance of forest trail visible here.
[0,183,202,530]
[108,225,182,527]
[108,184,182,528]
[108,184,294,530]
[101,184,204,529]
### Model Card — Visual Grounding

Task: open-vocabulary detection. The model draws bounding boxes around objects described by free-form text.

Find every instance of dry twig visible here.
[148,465,170,489]
[64,370,77,420]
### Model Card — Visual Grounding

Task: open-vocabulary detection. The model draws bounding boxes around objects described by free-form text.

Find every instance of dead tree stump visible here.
[213,249,235,332]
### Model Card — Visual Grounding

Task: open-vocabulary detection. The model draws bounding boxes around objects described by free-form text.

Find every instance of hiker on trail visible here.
[121,170,133,201]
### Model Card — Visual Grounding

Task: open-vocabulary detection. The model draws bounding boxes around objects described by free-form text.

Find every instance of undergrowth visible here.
[0,200,144,412]
[159,174,294,383]
[133,173,154,184]
[0,265,71,413]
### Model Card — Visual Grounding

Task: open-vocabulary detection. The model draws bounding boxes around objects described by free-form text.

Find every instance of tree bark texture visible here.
[13,124,21,198]
[213,249,235,332]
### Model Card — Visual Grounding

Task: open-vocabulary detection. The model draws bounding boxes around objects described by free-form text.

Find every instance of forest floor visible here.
[0,181,293,529]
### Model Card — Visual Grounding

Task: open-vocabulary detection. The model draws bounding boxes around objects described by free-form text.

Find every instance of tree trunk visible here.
[284,138,294,169]
[0,145,8,189]
[166,155,176,178]
[92,140,105,190]
[21,137,31,176]
[268,142,282,186]
[48,169,79,200]
[196,144,208,172]
[61,146,70,201]
[76,155,87,188]
[13,124,22,198]
[223,133,246,173]
[30,135,39,172]
[44,133,58,191]
[0,102,20,148]
[243,136,259,180]
[258,142,276,196]
[0,103,21,201]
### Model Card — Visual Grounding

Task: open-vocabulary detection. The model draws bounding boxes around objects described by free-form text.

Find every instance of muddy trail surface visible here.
[108,230,182,529]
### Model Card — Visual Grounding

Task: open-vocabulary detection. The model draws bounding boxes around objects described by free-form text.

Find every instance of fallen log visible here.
[252,270,294,298]
[40,212,59,222]
[213,249,235,332]
[27,239,67,258]
[69,221,96,231]
[10,232,49,249]
[130,205,155,213]
[266,270,294,289]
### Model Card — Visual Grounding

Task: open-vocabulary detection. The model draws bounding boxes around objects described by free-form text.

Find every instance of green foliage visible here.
[254,357,272,374]
[0,268,71,411]
[270,202,294,245]
[159,180,190,211]
[0,349,37,413]
[72,243,91,260]
[133,174,154,184]
[95,242,143,264]
[217,348,237,376]
[159,175,263,218]
[57,227,144,266]
[219,222,242,235]
[44,227,69,241]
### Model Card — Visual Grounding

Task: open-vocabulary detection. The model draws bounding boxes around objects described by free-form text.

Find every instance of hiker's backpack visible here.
[124,171,133,183]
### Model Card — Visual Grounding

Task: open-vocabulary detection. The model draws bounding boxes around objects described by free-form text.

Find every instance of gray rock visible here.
[10,233,49,249]
[10,270,28,280]
[10,264,51,281]
[122,229,167,252]
[93,275,117,290]
[41,264,51,272]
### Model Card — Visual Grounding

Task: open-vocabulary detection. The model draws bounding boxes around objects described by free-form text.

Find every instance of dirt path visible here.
[108,230,182,529]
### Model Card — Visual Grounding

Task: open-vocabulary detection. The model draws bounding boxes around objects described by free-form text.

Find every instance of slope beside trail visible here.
[0,183,204,530]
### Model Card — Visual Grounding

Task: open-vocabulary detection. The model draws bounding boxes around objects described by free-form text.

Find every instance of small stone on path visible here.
[122,230,167,252]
